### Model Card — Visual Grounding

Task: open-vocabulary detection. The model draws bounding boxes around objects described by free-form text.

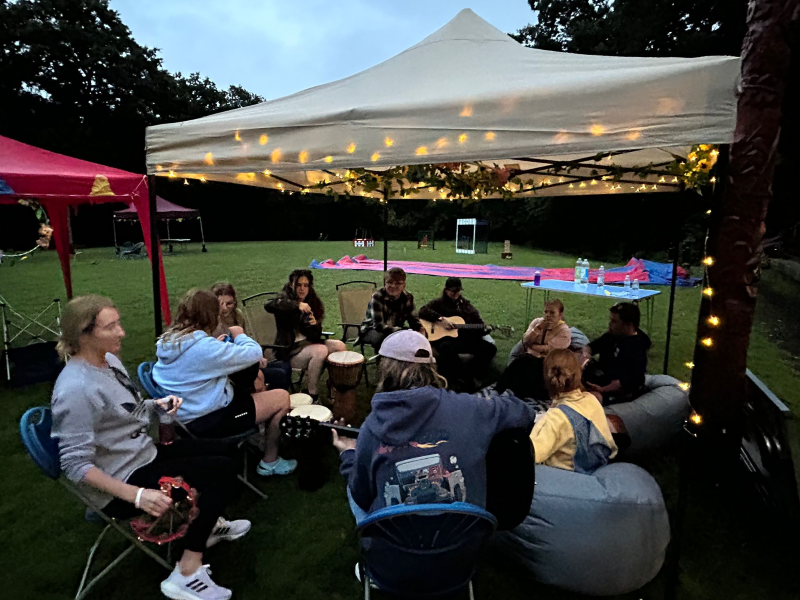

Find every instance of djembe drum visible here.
[326,351,364,424]
[284,405,334,491]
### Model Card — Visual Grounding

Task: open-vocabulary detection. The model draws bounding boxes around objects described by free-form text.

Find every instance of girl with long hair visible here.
[529,349,617,473]
[153,289,297,477]
[52,295,250,599]
[211,281,245,338]
[265,269,346,400]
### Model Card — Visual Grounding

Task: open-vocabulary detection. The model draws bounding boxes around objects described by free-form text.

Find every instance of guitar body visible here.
[421,316,466,342]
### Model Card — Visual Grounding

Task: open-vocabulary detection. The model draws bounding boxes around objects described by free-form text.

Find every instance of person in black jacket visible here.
[419,277,496,392]
[582,302,652,405]
[265,270,346,400]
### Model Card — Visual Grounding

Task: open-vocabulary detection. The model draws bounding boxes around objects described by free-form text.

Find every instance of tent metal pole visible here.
[199,216,207,252]
[383,195,388,272]
[663,206,682,374]
[148,176,163,337]
[112,217,118,255]
[166,218,171,242]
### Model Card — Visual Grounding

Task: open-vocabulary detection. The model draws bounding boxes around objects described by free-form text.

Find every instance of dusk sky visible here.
[110,1,537,100]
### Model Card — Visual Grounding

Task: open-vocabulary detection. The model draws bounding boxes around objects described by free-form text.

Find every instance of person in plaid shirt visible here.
[360,268,424,351]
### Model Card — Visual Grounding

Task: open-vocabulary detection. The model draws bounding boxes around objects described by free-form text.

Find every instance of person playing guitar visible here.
[419,277,497,392]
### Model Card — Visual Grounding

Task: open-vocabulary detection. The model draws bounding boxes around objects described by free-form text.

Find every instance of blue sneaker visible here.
[256,457,297,476]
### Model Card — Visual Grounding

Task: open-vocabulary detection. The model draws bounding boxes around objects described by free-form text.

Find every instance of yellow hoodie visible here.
[530,389,618,473]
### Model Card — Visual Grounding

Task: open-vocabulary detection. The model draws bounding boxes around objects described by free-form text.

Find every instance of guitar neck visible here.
[454,323,486,329]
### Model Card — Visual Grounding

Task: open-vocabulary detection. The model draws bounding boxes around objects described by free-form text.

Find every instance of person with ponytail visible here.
[529,349,617,473]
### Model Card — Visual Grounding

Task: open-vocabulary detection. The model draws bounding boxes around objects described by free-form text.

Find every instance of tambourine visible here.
[130,476,200,544]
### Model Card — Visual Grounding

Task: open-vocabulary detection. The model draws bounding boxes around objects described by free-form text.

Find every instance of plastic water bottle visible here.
[534,270,541,286]
[582,259,590,285]
[624,275,631,295]
[597,265,605,289]
[574,258,582,284]
[632,278,640,298]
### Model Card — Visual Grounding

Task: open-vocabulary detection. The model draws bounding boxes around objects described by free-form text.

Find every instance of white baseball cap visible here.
[379,330,436,364]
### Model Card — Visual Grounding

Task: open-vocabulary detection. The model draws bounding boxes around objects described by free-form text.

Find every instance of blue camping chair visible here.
[137,362,268,500]
[357,502,497,599]
[19,406,171,600]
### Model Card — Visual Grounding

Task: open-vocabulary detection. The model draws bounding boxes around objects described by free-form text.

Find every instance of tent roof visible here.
[114,196,199,220]
[0,135,146,203]
[145,9,739,198]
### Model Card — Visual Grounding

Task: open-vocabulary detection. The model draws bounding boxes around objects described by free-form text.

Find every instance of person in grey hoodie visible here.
[333,330,537,520]
[51,295,250,600]
[154,289,296,477]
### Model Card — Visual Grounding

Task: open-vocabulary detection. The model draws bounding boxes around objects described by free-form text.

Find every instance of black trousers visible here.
[433,336,497,389]
[104,439,239,553]
[495,354,547,401]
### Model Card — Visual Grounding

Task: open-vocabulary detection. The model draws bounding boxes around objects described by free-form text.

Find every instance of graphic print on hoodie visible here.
[340,386,536,514]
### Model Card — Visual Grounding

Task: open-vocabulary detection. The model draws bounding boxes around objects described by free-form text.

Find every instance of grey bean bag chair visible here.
[493,463,670,596]
[605,374,691,458]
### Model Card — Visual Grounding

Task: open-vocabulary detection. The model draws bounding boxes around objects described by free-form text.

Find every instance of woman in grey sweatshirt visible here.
[51,295,250,600]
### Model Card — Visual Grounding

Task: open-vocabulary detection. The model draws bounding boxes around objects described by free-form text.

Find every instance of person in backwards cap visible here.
[419,277,497,392]
[333,330,535,521]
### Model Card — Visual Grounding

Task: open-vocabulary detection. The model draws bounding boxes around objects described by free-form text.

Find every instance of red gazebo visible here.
[0,135,172,324]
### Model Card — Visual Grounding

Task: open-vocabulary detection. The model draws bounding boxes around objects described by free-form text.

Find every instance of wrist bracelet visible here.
[134,487,144,509]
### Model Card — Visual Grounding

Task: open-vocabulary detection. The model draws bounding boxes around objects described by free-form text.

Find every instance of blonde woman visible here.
[153,289,296,477]
[51,295,250,600]
[530,349,617,473]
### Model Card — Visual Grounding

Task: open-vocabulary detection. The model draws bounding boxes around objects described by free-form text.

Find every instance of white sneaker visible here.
[161,564,232,600]
[206,517,251,548]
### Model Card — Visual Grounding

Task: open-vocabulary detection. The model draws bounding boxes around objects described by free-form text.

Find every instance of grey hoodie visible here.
[51,354,158,509]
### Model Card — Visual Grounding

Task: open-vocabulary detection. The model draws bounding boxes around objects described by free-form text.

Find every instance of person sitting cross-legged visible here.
[332,330,536,520]
[419,277,496,392]
[359,267,425,352]
[495,299,571,400]
[51,295,250,600]
[581,302,651,405]
[530,349,618,473]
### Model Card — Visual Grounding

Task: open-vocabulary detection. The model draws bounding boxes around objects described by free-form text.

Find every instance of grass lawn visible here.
[1,240,798,600]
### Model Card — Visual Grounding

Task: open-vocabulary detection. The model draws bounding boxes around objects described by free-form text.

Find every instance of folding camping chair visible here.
[1,294,62,383]
[137,362,267,500]
[336,281,378,384]
[240,292,305,390]
[356,502,497,599]
[20,406,171,600]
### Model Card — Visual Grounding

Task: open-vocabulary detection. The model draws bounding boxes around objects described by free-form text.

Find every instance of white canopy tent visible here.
[146,9,739,198]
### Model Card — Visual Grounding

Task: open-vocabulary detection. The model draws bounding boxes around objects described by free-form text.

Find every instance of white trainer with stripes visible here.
[161,564,232,600]
[206,517,252,548]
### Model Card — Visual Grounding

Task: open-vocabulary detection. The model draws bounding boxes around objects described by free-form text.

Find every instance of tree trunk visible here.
[690,0,799,453]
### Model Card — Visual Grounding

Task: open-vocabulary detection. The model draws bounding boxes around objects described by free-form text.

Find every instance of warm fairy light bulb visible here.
[485,131,496,141]
[415,146,428,156]
[579,182,587,188]
[591,180,598,185]
[685,361,695,369]
[270,148,282,163]
[702,256,715,266]
[701,337,714,347]
[200,176,206,183]
[568,183,574,189]
[183,179,189,186]
[703,287,714,297]
[346,143,357,154]
[706,209,712,215]
[324,156,333,163]
[168,170,176,178]
[707,315,720,326]
[384,137,394,147]
[259,134,268,145]
[458,133,468,144]
[710,177,717,183]
[204,152,214,165]
[234,131,241,142]
[689,411,703,425]
[263,169,271,176]
[679,382,691,392]
[276,182,283,189]
[298,150,309,164]
[659,177,666,183]
[371,152,381,162]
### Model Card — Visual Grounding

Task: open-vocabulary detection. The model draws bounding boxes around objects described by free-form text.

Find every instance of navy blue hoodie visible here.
[340,386,536,514]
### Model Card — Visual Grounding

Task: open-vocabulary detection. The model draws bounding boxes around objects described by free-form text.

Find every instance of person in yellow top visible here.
[531,349,617,473]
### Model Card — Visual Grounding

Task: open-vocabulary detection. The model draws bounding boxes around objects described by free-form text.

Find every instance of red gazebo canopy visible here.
[0,135,171,324]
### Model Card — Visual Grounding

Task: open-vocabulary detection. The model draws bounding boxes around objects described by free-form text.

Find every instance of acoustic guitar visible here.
[280,414,360,441]
[420,316,491,342]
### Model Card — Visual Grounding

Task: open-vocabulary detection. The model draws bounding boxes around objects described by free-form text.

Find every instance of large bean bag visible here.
[492,463,670,596]
[605,374,690,458]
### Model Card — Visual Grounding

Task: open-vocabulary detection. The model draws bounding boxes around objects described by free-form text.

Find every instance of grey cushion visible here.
[605,374,691,458]
[493,463,670,596]
[568,326,590,351]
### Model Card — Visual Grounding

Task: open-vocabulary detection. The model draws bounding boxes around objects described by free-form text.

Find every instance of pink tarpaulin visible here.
[310,255,696,286]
